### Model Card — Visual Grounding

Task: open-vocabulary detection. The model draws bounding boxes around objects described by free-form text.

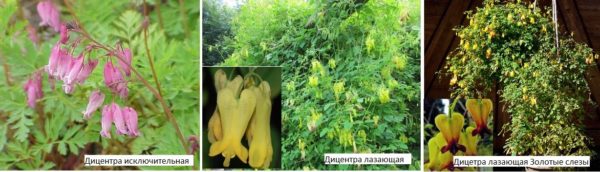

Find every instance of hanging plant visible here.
[444,0,596,157]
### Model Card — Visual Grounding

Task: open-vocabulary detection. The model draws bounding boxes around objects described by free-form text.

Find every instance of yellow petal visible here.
[247,82,274,169]
[209,87,256,165]
[466,99,492,131]
[207,110,223,143]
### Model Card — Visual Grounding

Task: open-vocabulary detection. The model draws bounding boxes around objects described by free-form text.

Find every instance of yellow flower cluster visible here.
[207,69,274,169]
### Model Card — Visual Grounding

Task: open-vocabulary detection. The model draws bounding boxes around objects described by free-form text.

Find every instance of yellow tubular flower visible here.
[308,76,319,87]
[209,79,256,167]
[434,113,466,155]
[246,81,273,169]
[333,81,345,98]
[378,88,390,104]
[328,59,336,69]
[393,55,407,70]
[208,70,228,143]
[466,99,492,137]
[459,127,480,156]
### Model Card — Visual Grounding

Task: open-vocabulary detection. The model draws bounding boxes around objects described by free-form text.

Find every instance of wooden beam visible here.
[425,0,474,99]
[558,0,600,113]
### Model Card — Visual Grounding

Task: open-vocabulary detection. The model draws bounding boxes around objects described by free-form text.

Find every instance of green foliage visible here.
[0,0,199,170]
[445,0,594,157]
[202,0,235,65]
[217,0,420,170]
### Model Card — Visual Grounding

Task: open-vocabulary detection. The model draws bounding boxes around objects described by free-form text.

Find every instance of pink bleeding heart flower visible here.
[83,90,104,119]
[75,58,98,84]
[100,105,113,138]
[46,43,66,77]
[109,103,128,135]
[116,45,132,77]
[59,24,69,44]
[63,54,84,93]
[103,61,128,98]
[23,72,43,109]
[36,0,61,32]
[54,50,73,81]
[122,107,139,136]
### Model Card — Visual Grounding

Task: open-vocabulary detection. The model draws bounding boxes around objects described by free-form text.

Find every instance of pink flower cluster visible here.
[36,0,61,32]
[46,43,98,94]
[100,103,139,138]
[23,72,43,109]
[26,0,141,139]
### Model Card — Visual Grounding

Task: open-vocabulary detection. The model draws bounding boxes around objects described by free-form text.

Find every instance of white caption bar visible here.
[324,153,411,165]
[84,155,194,166]
[454,156,590,167]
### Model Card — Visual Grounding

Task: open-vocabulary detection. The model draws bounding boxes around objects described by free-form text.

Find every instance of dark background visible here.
[201,67,282,169]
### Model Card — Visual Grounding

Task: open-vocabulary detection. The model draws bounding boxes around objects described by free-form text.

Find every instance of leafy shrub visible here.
[445,0,595,157]
[213,0,421,170]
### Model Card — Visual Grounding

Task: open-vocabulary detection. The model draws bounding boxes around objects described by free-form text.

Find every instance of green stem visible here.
[177,0,190,37]
[142,0,164,97]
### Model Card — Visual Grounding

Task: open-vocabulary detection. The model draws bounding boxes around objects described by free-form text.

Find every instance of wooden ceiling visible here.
[425,0,600,155]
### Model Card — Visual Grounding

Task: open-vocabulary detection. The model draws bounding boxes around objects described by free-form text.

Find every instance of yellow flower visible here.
[373,115,380,126]
[298,139,305,151]
[358,130,367,142]
[542,25,547,33]
[209,75,256,167]
[486,48,492,59]
[450,74,458,86]
[260,42,268,51]
[466,99,492,137]
[530,97,537,105]
[333,81,345,98]
[459,127,480,156]
[393,55,407,70]
[311,60,323,74]
[365,36,375,53]
[378,87,390,104]
[435,113,466,155]
[488,31,496,40]
[530,17,535,24]
[328,59,336,69]
[425,133,454,171]
[308,76,318,87]
[246,81,274,169]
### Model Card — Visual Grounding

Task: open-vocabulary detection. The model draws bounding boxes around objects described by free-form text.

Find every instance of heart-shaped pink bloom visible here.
[116,45,132,77]
[23,72,43,109]
[109,103,128,135]
[83,90,104,119]
[100,105,113,138]
[36,0,61,32]
[103,61,128,98]
[122,107,139,137]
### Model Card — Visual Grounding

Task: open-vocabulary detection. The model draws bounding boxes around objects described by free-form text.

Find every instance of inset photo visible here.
[202,67,282,170]
[423,99,493,171]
